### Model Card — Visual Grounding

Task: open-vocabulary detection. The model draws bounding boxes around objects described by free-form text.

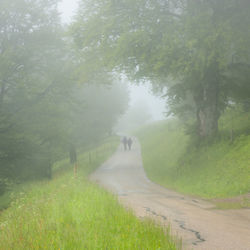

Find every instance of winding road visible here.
[90,137,250,250]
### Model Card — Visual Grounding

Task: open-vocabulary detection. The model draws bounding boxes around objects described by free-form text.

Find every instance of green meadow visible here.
[0,137,178,250]
[137,110,250,204]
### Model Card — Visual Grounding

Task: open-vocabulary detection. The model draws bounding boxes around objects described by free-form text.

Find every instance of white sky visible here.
[57,0,166,120]
[58,0,79,24]
[129,84,166,120]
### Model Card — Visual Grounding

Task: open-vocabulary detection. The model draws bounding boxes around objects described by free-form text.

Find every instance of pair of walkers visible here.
[122,136,133,151]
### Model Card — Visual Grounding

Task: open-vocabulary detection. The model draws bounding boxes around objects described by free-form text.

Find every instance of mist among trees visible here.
[0,0,129,194]
[116,99,152,133]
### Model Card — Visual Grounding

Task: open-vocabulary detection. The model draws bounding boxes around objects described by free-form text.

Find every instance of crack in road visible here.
[144,206,205,246]
[144,206,168,221]
[174,219,205,246]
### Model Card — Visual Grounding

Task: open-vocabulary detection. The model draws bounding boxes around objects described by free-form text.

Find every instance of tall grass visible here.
[0,137,178,249]
[137,114,250,200]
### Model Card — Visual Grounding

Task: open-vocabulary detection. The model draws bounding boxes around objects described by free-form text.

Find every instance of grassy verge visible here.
[53,137,120,178]
[0,137,178,249]
[136,117,250,206]
[0,137,118,211]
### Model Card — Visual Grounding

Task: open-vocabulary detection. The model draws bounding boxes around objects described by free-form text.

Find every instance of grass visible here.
[136,111,250,203]
[53,137,120,177]
[214,199,249,210]
[0,137,118,211]
[0,136,178,249]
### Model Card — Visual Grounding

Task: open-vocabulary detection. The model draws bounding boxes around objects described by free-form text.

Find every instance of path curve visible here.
[90,137,250,250]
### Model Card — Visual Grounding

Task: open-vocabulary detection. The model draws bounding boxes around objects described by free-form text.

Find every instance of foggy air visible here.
[0,0,249,249]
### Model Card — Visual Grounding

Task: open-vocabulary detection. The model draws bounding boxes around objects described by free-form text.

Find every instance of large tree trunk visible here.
[195,62,220,139]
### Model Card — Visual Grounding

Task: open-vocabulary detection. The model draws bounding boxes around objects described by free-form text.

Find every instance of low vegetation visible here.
[0,138,178,250]
[137,109,250,206]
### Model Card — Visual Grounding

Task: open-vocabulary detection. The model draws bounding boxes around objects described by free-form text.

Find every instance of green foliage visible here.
[137,116,250,199]
[0,0,68,189]
[0,0,129,191]
[219,105,250,138]
[73,0,250,138]
[0,138,178,250]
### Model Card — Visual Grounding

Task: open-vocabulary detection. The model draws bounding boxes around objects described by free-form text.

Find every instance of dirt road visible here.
[90,138,250,250]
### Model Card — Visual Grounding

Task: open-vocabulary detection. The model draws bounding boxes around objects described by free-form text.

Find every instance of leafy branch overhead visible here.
[73,0,250,138]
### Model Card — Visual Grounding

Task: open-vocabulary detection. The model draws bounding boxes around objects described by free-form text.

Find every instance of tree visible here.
[72,0,250,139]
[0,0,72,184]
[0,0,130,194]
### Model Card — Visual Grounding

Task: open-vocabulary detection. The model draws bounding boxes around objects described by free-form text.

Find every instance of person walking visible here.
[127,137,133,150]
[122,136,128,150]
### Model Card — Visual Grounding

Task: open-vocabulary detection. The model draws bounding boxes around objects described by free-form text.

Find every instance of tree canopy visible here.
[73,0,250,138]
